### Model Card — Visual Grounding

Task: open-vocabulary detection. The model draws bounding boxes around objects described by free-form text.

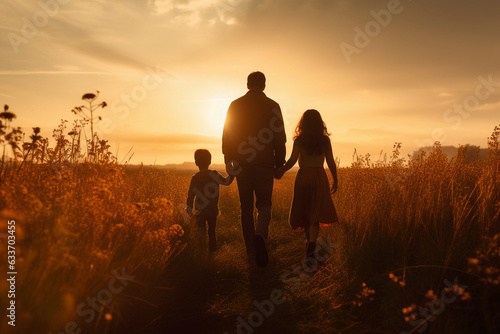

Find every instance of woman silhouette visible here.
[276,109,339,259]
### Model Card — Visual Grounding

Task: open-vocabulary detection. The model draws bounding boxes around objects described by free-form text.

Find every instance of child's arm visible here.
[213,171,234,186]
[325,140,338,194]
[186,177,195,215]
[222,174,234,186]
[276,141,299,179]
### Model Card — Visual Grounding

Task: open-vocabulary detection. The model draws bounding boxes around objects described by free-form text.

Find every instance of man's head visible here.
[247,71,266,91]
[194,149,211,169]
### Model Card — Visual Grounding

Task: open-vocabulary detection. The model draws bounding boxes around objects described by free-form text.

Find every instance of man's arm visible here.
[276,141,299,179]
[222,102,235,165]
[272,105,287,168]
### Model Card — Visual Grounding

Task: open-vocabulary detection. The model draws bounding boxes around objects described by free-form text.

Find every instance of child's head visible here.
[294,109,330,155]
[194,149,211,169]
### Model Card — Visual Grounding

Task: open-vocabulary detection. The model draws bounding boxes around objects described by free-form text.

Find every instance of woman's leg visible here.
[308,222,320,243]
[306,222,319,258]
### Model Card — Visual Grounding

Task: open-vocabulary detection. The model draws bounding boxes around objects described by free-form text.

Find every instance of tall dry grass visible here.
[282,128,500,333]
[0,119,498,333]
[0,164,187,334]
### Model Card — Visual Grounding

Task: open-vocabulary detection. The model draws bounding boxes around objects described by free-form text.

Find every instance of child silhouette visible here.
[187,149,234,251]
[276,110,339,259]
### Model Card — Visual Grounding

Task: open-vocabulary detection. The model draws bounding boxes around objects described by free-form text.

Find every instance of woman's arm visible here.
[325,140,338,194]
[276,141,300,178]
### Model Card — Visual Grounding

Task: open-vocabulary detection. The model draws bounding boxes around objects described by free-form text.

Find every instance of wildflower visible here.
[461,292,471,301]
[389,272,405,285]
[82,93,97,100]
[0,111,16,120]
[467,258,479,266]
[169,224,184,237]
[402,304,416,315]
[425,289,438,300]
[453,285,466,295]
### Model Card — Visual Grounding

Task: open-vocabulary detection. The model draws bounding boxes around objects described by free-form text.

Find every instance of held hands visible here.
[225,162,233,175]
[274,166,285,179]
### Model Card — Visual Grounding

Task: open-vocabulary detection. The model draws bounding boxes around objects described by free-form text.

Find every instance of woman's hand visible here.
[330,181,338,194]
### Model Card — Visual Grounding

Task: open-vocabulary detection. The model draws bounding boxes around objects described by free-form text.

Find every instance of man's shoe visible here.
[208,237,217,252]
[253,234,268,267]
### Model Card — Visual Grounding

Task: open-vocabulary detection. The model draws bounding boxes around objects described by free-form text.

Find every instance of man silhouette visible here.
[222,71,287,267]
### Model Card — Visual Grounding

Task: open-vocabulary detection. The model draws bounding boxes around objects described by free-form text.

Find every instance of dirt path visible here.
[116,212,343,334]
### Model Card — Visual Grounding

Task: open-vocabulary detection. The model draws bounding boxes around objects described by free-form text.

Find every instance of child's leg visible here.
[196,215,207,230]
[195,215,207,249]
[207,215,217,251]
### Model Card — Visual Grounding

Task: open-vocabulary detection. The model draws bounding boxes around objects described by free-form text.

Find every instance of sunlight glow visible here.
[202,98,232,136]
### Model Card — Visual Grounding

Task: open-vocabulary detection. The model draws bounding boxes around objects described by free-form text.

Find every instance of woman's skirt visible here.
[289,167,339,231]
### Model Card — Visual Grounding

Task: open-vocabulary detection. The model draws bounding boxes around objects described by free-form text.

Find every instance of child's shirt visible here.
[187,170,232,216]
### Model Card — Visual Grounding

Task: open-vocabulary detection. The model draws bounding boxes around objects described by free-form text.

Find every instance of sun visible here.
[203,98,232,136]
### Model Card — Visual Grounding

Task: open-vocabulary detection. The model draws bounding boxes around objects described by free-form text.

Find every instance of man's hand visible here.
[226,160,241,177]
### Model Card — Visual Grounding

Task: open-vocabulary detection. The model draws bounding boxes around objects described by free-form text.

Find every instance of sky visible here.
[1,0,499,166]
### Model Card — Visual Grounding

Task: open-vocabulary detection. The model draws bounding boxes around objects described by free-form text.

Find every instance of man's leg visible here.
[236,167,255,252]
[254,166,274,239]
[252,166,274,267]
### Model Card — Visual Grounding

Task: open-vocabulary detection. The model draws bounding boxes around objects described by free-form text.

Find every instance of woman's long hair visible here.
[294,109,330,155]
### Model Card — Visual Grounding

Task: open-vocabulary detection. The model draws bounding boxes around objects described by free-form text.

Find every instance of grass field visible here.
[1,132,500,334]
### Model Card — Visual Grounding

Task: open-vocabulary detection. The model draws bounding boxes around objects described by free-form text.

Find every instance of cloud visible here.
[147,0,245,25]
[0,70,111,76]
